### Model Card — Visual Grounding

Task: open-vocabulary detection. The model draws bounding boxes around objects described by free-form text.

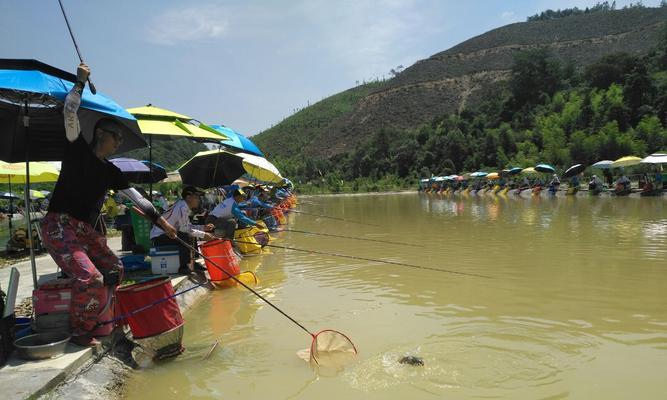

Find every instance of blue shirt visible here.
[232,202,256,226]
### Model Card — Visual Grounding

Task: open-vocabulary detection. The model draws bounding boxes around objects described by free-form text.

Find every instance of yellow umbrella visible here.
[127,105,228,142]
[521,167,538,174]
[611,156,642,168]
[238,153,283,183]
[0,161,60,183]
[486,172,500,180]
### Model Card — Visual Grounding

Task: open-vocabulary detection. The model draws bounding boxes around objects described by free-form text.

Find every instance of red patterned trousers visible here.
[40,212,122,336]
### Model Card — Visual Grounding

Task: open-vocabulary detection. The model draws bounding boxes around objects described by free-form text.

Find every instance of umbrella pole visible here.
[23,101,38,289]
[8,176,13,231]
[149,135,153,201]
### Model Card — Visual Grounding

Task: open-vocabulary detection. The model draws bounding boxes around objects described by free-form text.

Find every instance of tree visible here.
[584,53,637,89]
[509,48,562,109]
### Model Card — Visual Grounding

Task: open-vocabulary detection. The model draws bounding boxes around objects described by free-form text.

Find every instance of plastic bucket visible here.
[116,277,183,339]
[200,239,240,283]
[271,207,286,225]
[92,286,115,337]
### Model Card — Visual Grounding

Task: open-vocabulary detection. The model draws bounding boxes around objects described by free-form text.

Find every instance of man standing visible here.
[41,64,177,347]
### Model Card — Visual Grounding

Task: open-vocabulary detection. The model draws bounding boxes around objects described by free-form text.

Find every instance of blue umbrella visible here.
[470,171,488,178]
[0,59,145,289]
[535,164,556,173]
[0,59,146,162]
[210,124,264,157]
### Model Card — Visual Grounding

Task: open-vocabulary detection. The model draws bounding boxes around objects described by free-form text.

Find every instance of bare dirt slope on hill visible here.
[253,7,667,159]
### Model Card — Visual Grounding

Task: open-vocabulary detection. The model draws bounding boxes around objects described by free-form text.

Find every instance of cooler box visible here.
[150,247,180,275]
[130,208,153,253]
[33,279,72,315]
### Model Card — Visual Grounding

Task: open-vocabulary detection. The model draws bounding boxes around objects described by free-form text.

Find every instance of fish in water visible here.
[399,355,424,366]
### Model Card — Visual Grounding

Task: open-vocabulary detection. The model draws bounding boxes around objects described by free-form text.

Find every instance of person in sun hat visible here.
[151,185,216,274]
[41,63,177,347]
[207,187,261,240]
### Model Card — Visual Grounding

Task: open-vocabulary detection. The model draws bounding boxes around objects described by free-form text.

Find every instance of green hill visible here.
[253,6,667,161]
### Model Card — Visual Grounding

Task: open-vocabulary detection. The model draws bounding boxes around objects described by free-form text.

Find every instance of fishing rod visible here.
[129,208,319,339]
[242,239,491,279]
[277,227,424,248]
[289,209,380,227]
[57,0,97,94]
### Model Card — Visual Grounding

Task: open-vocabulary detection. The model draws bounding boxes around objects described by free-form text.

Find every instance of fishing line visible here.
[289,209,380,227]
[277,227,424,248]
[129,207,349,346]
[57,0,97,94]
[237,239,492,279]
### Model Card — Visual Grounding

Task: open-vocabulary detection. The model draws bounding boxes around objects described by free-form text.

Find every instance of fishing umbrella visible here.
[591,160,613,169]
[0,192,20,200]
[0,161,60,231]
[109,157,167,183]
[29,189,45,200]
[486,172,500,180]
[563,164,585,178]
[470,171,488,178]
[535,164,555,173]
[640,153,667,164]
[521,167,538,174]
[210,124,264,157]
[127,105,229,196]
[178,149,246,189]
[611,156,641,168]
[0,59,145,162]
[141,161,167,184]
[0,59,145,289]
[238,152,283,183]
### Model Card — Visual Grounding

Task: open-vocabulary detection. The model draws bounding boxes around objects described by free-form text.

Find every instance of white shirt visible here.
[210,197,235,219]
[150,199,205,239]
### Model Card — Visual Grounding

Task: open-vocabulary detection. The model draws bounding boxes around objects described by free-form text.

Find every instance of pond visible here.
[123,192,667,399]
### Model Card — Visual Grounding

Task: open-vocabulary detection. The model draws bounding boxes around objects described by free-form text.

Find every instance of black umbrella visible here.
[109,158,167,184]
[178,149,245,189]
[563,164,586,178]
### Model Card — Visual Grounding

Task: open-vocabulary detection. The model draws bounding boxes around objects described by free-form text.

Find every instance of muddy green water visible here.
[123,193,667,399]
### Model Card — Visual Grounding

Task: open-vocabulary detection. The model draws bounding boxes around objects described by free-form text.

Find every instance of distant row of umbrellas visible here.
[424,153,667,183]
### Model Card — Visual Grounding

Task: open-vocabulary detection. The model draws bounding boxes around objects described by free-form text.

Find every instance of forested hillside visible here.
[274,22,667,193]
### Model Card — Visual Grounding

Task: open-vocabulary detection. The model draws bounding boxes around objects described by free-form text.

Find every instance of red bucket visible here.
[200,239,240,283]
[116,277,183,339]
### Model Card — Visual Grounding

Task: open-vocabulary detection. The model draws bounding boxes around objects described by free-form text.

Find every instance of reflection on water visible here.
[123,193,667,400]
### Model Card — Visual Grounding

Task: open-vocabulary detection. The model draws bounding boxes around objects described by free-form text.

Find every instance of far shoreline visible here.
[298,190,417,198]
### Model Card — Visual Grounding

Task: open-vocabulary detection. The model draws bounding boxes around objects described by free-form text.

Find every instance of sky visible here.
[1,0,662,137]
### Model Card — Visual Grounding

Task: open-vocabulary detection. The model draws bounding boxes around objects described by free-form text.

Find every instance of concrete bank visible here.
[0,236,214,400]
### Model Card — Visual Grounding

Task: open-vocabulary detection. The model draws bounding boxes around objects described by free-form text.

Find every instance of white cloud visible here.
[500,11,518,22]
[294,0,443,80]
[146,4,229,45]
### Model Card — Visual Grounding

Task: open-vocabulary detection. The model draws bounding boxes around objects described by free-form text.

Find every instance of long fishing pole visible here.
[289,209,380,227]
[242,239,492,279]
[277,227,424,248]
[57,0,97,94]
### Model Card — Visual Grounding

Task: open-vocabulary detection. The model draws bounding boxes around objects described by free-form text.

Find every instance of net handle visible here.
[133,206,315,338]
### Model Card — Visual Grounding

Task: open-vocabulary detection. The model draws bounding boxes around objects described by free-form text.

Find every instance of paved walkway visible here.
[1,237,121,399]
